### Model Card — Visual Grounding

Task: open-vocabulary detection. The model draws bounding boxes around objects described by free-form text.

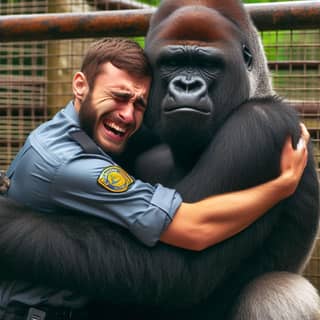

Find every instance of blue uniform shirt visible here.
[7,101,182,246]
[2,101,182,308]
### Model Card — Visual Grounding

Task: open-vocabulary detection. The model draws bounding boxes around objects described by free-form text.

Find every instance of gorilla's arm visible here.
[0,196,202,306]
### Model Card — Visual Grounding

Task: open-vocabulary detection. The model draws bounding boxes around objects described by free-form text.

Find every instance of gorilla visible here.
[0,0,319,319]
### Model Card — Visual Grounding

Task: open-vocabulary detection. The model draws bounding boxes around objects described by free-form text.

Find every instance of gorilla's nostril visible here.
[171,76,206,95]
[187,80,203,93]
[172,79,187,92]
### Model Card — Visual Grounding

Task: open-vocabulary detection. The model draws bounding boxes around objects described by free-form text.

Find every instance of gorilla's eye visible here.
[242,44,253,71]
[166,59,180,68]
[199,59,216,69]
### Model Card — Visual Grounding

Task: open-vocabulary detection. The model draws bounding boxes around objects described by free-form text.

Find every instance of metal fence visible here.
[0,0,320,289]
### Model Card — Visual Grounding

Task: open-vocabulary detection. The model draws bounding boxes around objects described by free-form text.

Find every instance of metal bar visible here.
[98,0,154,10]
[0,1,320,42]
[268,61,320,70]
[247,1,320,31]
[0,9,154,42]
[291,102,320,114]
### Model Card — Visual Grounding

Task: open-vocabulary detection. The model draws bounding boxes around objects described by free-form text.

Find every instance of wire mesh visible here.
[261,28,320,291]
[0,0,320,290]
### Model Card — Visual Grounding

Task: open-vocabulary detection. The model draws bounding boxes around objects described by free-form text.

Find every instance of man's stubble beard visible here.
[79,92,96,141]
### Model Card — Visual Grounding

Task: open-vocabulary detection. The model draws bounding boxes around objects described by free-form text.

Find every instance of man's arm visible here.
[161,124,309,250]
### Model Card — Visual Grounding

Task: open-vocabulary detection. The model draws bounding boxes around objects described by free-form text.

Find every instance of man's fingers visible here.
[297,138,306,151]
[300,123,310,144]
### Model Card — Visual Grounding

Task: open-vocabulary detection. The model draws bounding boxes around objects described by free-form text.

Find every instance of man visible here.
[3,38,309,319]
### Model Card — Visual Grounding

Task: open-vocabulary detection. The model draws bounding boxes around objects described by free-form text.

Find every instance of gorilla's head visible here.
[144,0,272,156]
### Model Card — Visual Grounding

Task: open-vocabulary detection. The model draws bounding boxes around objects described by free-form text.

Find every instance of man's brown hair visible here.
[81,37,152,89]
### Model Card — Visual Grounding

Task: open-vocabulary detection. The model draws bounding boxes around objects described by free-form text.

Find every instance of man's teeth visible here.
[104,121,126,135]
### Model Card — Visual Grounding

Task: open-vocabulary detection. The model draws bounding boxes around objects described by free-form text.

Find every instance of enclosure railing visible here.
[0,0,319,288]
[0,2,319,40]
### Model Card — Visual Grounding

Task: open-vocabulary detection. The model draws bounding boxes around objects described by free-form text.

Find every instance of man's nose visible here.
[118,103,135,123]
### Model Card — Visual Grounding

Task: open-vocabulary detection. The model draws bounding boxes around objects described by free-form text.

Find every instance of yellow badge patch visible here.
[97,166,134,193]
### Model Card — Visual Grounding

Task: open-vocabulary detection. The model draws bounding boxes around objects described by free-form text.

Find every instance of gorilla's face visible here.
[145,4,256,156]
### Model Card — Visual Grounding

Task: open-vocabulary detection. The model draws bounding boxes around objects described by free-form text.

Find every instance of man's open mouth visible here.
[103,120,126,137]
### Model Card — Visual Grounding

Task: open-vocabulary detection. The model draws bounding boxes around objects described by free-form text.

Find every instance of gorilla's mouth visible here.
[164,105,211,115]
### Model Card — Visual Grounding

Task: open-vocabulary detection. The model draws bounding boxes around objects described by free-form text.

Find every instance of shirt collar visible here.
[64,100,112,159]
[64,100,80,126]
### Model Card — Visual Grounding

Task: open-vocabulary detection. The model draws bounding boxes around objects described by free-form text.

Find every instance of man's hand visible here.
[279,123,310,197]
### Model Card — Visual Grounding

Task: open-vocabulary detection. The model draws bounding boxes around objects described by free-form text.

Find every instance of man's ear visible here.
[72,72,89,103]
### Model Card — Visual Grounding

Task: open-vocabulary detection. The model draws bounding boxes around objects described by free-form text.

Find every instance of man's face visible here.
[79,62,151,155]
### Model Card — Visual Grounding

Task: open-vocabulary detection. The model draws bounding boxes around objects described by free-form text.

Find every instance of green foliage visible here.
[137,0,159,5]
[137,0,293,4]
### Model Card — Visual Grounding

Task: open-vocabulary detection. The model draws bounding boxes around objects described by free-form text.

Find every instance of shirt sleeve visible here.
[51,155,183,247]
